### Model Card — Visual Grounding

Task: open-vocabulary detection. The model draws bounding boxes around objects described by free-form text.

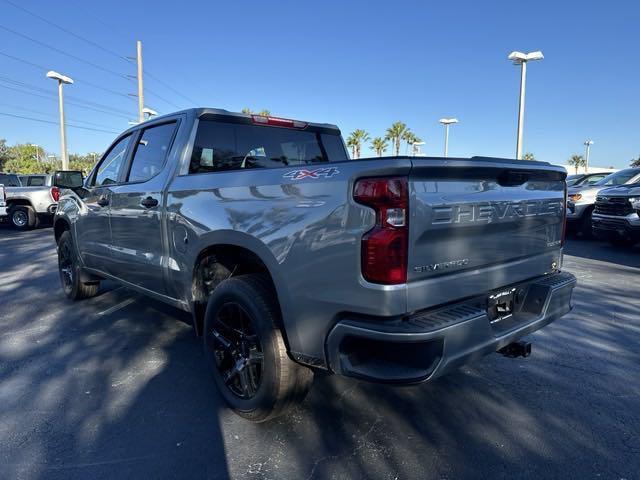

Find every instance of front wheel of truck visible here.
[203,274,313,422]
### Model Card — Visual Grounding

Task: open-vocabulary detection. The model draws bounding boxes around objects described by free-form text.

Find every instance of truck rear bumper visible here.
[325,272,576,383]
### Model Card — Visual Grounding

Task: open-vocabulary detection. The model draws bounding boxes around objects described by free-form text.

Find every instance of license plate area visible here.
[487,287,517,324]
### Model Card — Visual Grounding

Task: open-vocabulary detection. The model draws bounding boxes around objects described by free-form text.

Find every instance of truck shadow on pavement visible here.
[0,228,638,479]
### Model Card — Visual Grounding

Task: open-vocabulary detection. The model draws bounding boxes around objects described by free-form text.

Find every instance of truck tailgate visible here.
[407,157,566,311]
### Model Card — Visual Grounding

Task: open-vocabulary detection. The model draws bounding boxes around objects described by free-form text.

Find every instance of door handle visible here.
[97,196,109,207]
[141,196,159,208]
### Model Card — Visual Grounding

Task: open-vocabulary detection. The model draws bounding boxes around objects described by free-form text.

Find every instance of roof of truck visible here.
[130,108,341,134]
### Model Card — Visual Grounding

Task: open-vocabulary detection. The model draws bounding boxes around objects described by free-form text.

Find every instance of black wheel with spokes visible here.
[208,302,264,399]
[57,231,100,300]
[203,274,313,422]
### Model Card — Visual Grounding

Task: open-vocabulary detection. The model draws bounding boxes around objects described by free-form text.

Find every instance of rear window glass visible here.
[27,176,46,186]
[0,174,21,186]
[189,121,348,174]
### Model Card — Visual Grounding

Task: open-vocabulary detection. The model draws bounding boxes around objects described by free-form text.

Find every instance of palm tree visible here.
[523,152,535,160]
[371,137,388,157]
[385,121,408,156]
[568,155,585,174]
[630,155,640,167]
[241,107,252,114]
[346,129,370,159]
[402,131,423,155]
[346,136,358,158]
[258,109,271,116]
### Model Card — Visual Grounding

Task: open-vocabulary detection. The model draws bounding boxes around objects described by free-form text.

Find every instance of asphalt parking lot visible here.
[0,226,638,480]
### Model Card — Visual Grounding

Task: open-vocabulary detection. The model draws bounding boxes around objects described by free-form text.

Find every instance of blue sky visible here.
[0,0,638,168]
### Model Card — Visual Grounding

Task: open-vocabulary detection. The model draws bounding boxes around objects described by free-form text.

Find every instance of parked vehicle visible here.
[566,168,640,236]
[592,183,640,246]
[53,108,576,421]
[0,171,60,230]
[18,174,53,187]
[566,172,610,187]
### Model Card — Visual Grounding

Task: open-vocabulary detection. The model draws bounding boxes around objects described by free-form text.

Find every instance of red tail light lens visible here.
[51,186,60,202]
[354,177,408,284]
[251,115,308,129]
[561,183,567,246]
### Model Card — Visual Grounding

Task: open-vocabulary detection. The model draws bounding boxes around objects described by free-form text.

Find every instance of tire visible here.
[10,205,39,230]
[203,274,313,422]
[57,231,100,300]
[578,208,594,238]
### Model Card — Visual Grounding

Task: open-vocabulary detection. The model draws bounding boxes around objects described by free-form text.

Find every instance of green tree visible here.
[523,152,535,160]
[0,139,13,170]
[630,155,640,167]
[346,136,357,158]
[241,108,271,116]
[371,137,388,157]
[346,129,370,159]
[402,131,422,155]
[568,154,585,174]
[385,121,408,156]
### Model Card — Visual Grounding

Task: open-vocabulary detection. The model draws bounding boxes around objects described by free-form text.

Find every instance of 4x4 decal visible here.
[283,167,340,180]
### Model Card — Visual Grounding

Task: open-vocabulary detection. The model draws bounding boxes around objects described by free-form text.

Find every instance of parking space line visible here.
[96,297,136,317]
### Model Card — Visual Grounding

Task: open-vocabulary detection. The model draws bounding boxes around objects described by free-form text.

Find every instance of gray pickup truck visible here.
[53,108,576,421]
[592,183,640,246]
[0,172,60,229]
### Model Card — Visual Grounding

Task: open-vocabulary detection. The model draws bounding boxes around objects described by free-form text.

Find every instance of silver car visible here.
[567,168,640,236]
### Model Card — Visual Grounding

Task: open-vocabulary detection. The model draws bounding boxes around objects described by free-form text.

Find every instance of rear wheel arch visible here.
[191,244,285,338]
[54,218,71,244]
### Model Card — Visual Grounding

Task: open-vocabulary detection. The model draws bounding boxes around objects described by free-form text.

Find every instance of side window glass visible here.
[127,122,177,183]
[93,135,132,186]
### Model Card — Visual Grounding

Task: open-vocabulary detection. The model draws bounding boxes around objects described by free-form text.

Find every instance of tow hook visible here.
[498,341,531,358]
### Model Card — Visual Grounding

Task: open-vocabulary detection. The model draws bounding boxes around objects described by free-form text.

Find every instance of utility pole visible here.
[46,71,73,169]
[136,40,144,123]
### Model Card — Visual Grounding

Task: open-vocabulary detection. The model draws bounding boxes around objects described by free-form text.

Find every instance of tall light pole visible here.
[584,140,594,173]
[439,118,458,157]
[30,144,40,162]
[46,71,74,169]
[508,50,544,159]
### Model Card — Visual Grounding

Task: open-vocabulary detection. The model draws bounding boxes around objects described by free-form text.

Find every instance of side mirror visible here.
[53,170,84,189]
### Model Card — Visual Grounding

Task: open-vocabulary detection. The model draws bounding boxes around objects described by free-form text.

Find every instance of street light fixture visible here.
[508,50,544,160]
[143,107,158,119]
[584,140,594,173]
[438,118,458,157]
[46,70,74,170]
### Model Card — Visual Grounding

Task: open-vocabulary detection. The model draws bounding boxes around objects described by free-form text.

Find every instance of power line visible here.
[0,76,134,116]
[62,0,200,106]
[0,50,136,101]
[0,84,131,120]
[0,101,122,130]
[145,70,198,105]
[0,112,120,134]
[1,0,130,63]
[0,23,128,80]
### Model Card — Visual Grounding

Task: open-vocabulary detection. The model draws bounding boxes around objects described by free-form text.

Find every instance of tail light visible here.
[51,186,60,202]
[561,183,567,246]
[354,177,408,284]
[251,115,308,129]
